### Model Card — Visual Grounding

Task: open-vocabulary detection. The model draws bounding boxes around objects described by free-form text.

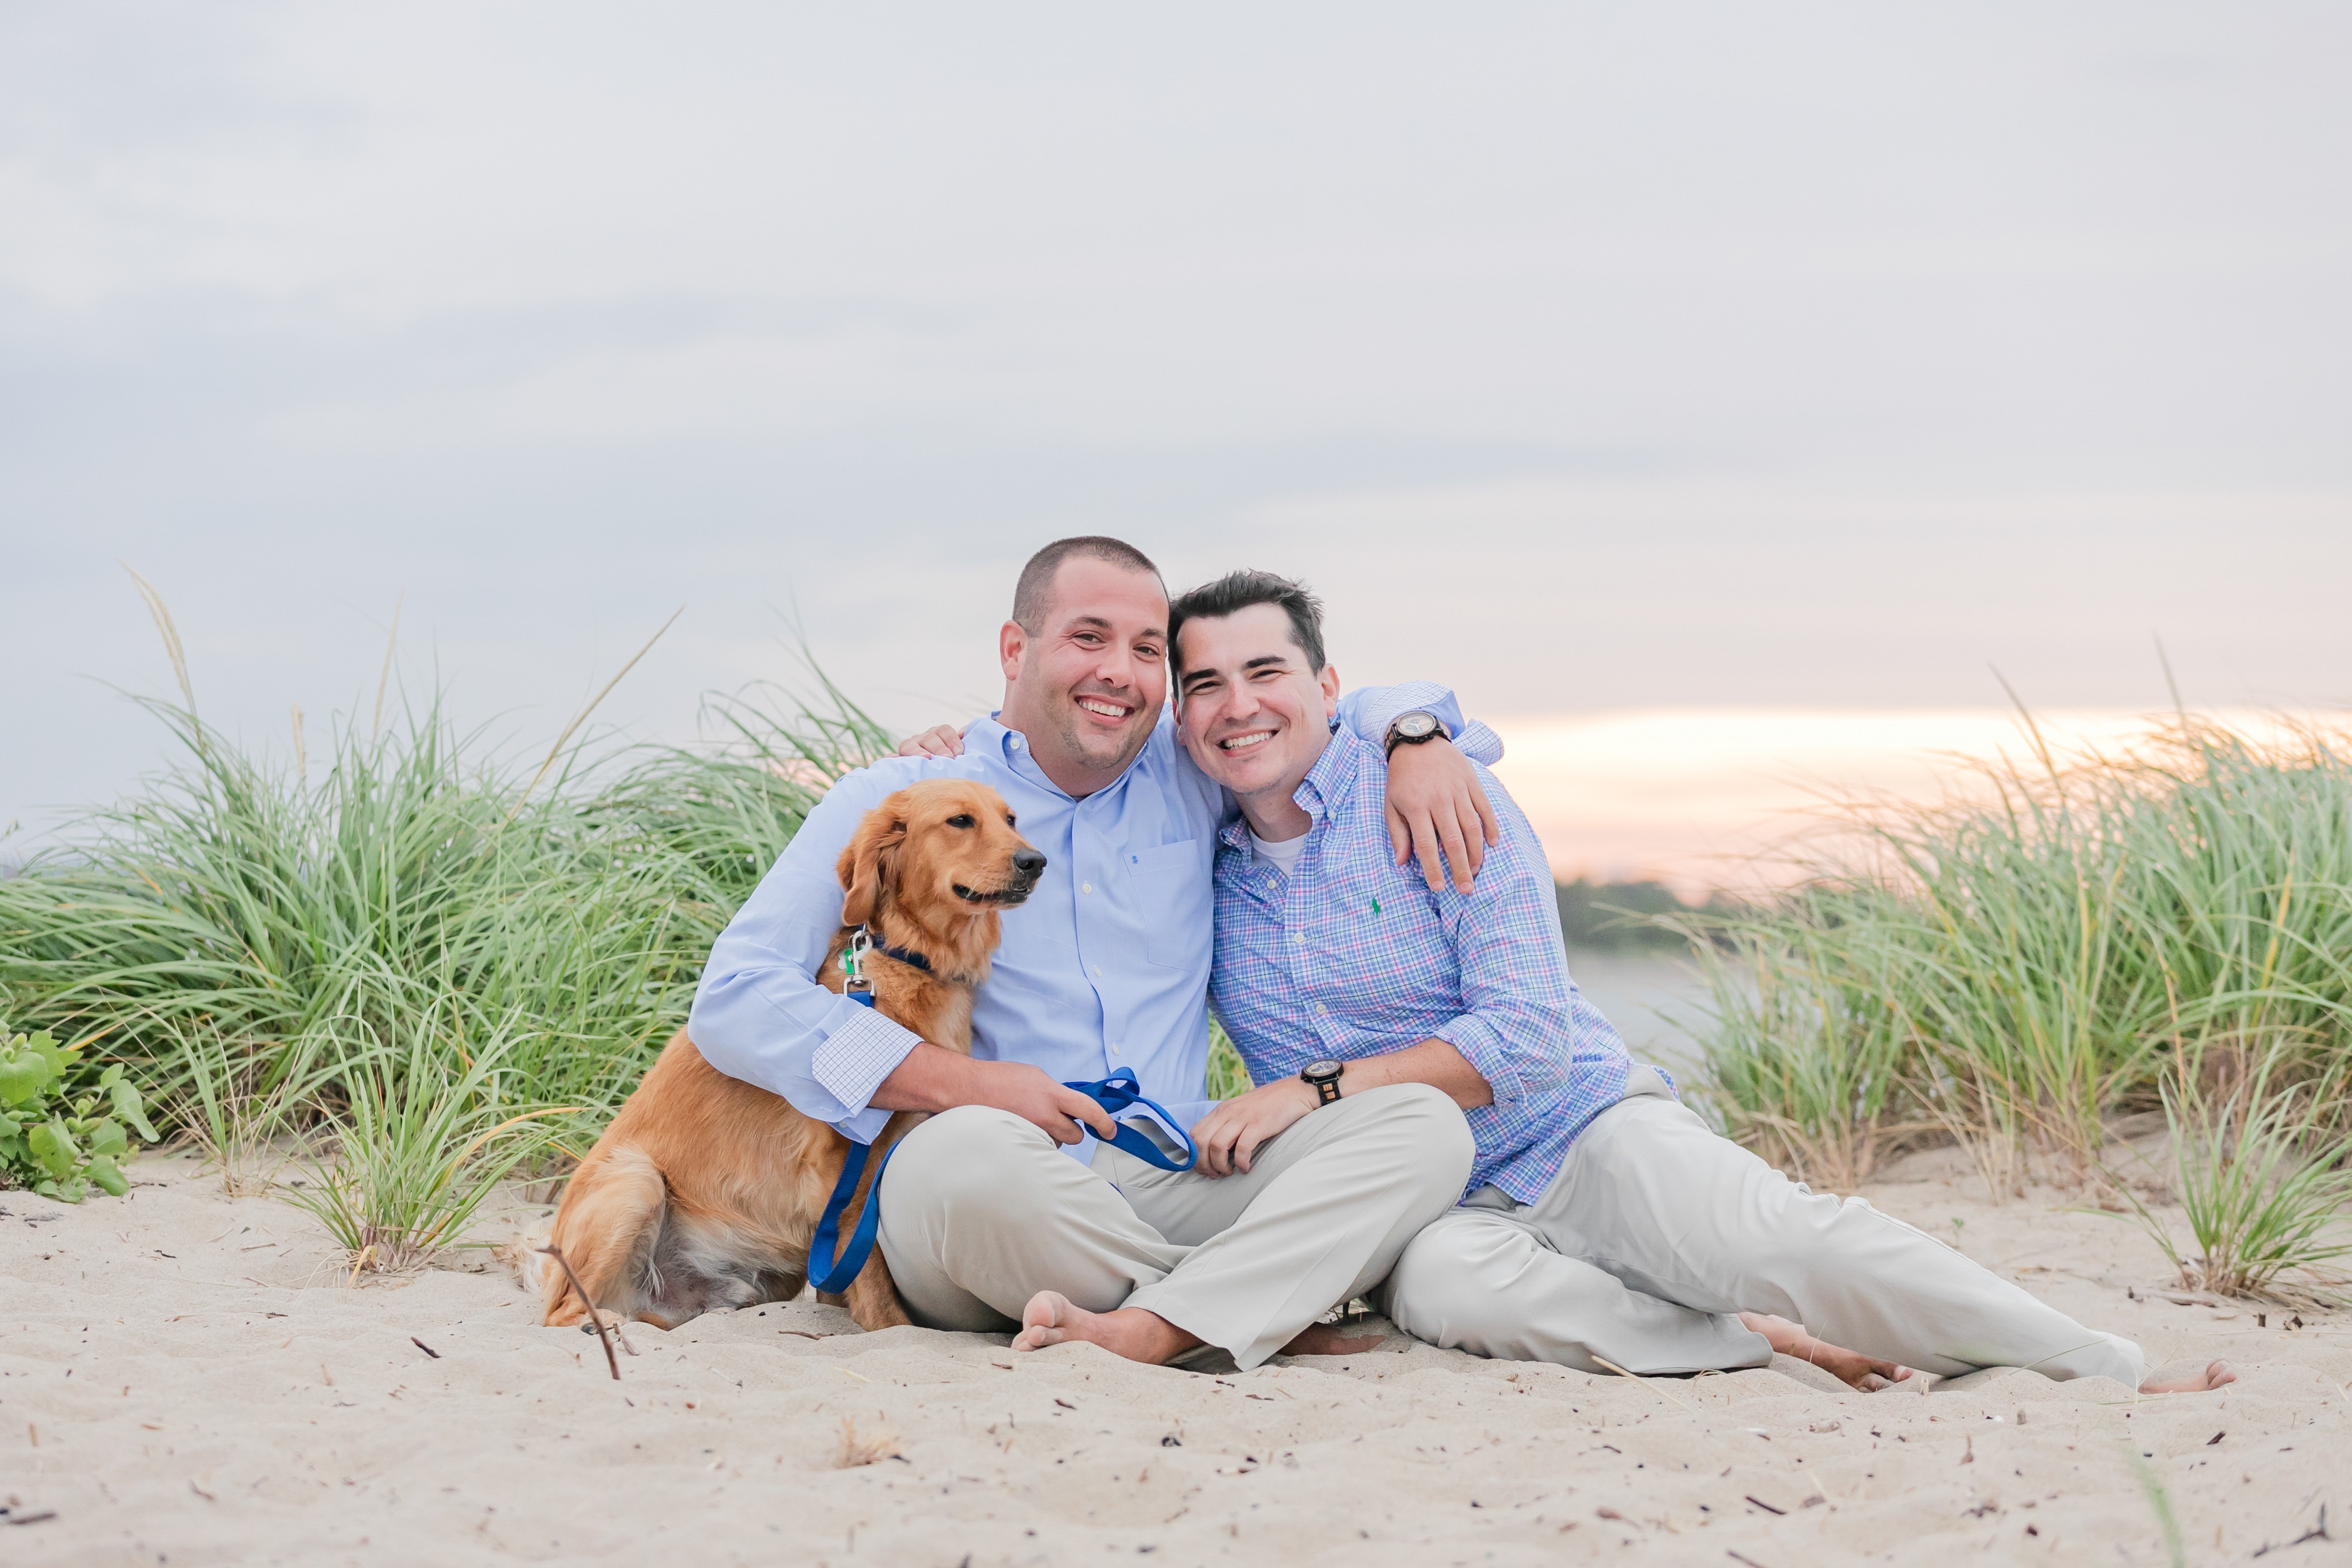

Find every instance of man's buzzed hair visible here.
[1168,569,1327,676]
[1011,537,1165,632]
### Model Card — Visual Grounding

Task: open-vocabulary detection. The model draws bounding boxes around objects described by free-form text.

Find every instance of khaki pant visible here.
[876,1083,1474,1369]
[1383,1073,2147,1387]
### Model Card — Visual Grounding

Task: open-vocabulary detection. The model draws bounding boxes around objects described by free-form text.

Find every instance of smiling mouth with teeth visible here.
[953,882,1036,906]
[1219,730,1275,751]
[1077,697,1133,720]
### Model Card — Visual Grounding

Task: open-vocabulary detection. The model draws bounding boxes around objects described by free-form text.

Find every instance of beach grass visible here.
[9,615,2346,1296]
[1682,712,2352,1299]
[0,612,885,1254]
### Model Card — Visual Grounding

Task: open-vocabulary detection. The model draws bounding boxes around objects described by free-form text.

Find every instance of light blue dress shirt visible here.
[688,684,1500,1152]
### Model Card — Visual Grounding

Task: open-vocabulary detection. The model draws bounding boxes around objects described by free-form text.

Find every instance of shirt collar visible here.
[969,711,1164,803]
[1294,721,1368,822]
[966,713,1020,761]
[961,713,1057,798]
[1214,722,1368,852]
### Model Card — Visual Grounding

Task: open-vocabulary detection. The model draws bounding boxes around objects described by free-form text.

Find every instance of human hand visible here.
[1188,1077,1319,1177]
[1384,738,1502,894]
[961,1058,1118,1145]
[896,723,967,759]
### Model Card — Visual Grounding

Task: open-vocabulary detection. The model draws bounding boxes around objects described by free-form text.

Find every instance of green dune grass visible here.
[0,650,878,1251]
[1678,713,2352,1300]
[0,623,1262,1254]
[4,626,2344,1296]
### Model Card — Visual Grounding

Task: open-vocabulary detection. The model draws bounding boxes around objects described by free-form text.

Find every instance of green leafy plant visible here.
[0,1027,159,1202]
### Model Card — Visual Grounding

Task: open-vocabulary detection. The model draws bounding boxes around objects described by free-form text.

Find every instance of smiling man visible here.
[689,537,1490,1369]
[1172,568,2229,1395]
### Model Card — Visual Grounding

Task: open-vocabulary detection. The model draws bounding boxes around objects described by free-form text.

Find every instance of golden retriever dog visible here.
[528,778,1045,1333]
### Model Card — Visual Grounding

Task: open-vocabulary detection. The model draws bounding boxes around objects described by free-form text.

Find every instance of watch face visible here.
[1394,712,1438,739]
[1304,1059,1343,1080]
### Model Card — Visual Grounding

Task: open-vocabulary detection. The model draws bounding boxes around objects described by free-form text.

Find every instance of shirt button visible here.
[1081,882,1093,894]
[1093,966,1104,977]
[1315,1002,1327,1013]
[1109,1043,1122,1056]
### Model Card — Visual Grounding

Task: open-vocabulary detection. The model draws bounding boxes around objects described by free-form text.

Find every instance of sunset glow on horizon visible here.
[1487,706,2338,895]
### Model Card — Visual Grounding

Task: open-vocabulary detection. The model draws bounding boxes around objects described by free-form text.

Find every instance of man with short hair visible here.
[1167,567,2228,1394]
[691,537,1490,1369]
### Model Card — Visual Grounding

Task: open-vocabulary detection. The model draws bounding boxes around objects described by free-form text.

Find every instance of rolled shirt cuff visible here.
[1452,718,1505,766]
[1350,681,1467,750]
[810,1004,924,1139]
[1430,1012,1551,1105]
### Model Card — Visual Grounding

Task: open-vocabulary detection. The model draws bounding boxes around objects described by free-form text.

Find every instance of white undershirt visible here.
[1249,827,1310,878]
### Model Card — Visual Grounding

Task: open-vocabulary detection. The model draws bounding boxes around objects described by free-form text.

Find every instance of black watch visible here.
[1301,1058,1344,1105]
[1385,710,1448,759]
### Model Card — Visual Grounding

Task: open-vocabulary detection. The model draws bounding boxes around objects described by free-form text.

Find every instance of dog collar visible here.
[840,924,934,980]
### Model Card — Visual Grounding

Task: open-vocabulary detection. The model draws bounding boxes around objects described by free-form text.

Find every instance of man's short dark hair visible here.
[1011,537,1165,632]
[1168,569,1327,676]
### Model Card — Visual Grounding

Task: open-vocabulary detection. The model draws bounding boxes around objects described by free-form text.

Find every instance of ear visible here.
[999,619,1026,684]
[1318,662,1341,719]
[835,808,907,927]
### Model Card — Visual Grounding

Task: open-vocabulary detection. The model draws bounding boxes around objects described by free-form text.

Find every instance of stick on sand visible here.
[540,1245,620,1381]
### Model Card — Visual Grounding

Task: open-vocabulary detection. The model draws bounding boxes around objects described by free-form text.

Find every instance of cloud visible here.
[5,2,2351,837]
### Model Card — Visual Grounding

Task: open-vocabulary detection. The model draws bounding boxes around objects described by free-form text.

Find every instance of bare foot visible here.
[2140,1359,2235,1394]
[1740,1311,1914,1393]
[1011,1291,1202,1366]
[1278,1322,1384,1357]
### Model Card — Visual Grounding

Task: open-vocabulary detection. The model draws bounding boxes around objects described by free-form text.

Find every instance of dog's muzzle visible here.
[954,850,1046,907]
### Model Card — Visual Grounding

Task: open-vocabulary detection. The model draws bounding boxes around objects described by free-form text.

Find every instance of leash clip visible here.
[840,924,875,1006]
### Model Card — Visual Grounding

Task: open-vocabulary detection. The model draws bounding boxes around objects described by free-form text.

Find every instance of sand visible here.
[4,1147,2346,1567]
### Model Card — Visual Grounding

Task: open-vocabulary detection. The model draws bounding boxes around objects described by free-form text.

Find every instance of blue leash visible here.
[805,1048,1198,1294]
[1073,1068,1200,1173]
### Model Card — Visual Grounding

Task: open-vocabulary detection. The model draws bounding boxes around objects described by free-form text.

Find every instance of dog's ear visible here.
[835,806,907,927]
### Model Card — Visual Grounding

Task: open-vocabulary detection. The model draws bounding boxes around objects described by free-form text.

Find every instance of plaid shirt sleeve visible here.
[1336,681,1505,767]
[1425,777,1576,1106]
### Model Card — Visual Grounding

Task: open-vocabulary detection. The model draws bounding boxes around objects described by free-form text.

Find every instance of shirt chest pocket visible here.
[1125,840,1205,971]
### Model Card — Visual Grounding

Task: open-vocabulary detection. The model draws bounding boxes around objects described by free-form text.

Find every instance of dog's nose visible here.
[1012,849,1047,877]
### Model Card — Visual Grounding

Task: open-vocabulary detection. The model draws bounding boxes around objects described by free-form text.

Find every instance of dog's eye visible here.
[1004,814,1016,827]
[945,813,975,829]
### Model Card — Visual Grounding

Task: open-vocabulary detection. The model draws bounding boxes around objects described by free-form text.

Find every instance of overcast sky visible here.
[5,3,2350,844]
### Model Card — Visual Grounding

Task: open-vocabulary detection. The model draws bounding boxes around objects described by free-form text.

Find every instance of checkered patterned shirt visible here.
[1209,726,1642,1203]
